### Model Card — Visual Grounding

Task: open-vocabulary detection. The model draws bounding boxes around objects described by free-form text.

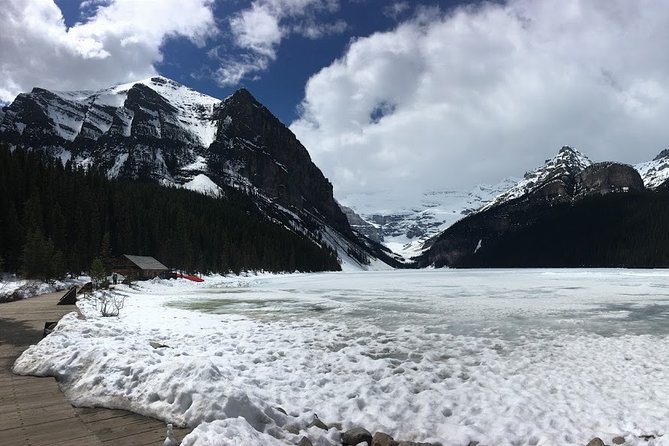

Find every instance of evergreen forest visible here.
[0,144,340,279]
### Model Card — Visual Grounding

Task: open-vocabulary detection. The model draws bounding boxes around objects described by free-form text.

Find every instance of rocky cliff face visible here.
[576,163,644,197]
[0,76,392,269]
[210,89,350,234]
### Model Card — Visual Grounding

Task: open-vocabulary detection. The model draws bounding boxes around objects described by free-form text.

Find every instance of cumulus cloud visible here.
[290,0,669,199]
[0,0,216,102]
[215,0,346,86]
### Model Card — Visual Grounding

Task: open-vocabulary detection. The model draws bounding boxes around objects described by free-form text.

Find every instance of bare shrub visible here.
[95,290,125,317]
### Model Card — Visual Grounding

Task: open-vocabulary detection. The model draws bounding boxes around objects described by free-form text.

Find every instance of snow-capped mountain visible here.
[635,148,669,189]
[339,178,518,259]
[342,144,665,259]
[0,76,399,270]
[419,159,647,268]
[481,146,593,211]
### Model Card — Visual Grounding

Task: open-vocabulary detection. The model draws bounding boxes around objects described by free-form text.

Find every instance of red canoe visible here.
[177,273,204,282]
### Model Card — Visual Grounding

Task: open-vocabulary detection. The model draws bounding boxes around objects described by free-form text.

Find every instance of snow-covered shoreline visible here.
[12,270,669,445]
[0,274,89,303]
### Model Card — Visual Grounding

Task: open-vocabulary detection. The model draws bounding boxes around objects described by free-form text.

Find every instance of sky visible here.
[2,0,669,202]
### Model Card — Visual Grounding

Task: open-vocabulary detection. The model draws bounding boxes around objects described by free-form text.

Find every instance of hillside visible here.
[0,145,341,277]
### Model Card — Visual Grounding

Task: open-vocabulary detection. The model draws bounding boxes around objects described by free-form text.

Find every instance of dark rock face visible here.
[210,88,350,234]
[576,162,644,197]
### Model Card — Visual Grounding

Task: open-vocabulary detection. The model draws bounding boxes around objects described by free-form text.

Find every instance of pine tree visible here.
[21,229,54,281]
[90,258,106,289]
[100,232,113,274]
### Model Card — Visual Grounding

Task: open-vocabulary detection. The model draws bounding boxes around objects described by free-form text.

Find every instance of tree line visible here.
[0,144,340,280]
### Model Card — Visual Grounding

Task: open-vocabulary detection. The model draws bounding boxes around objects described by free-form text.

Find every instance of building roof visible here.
[123,254,169,271]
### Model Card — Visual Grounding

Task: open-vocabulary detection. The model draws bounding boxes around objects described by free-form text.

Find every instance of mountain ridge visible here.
[0,76,398,270]
[341,145,669,259]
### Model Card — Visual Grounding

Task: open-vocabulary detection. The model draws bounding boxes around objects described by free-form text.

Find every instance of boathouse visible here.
[113,254,169,280]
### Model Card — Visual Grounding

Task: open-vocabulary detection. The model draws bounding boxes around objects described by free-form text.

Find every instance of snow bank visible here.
[12,271,669,446]
[0,275,88,302]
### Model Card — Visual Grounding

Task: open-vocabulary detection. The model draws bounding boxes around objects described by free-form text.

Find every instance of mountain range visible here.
[342,146,669,262]
[0,76,401,271]
[2,76,669,270]
[417,147,669,268]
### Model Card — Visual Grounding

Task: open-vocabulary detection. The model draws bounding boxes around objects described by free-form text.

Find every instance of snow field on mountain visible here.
[13,270,669,446]
[340,180,519,258]
[183,173,223,197]
[136,77,220,147]
[635,154,669,189]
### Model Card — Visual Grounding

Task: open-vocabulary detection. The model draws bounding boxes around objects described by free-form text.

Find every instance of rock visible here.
[329,422,343,431]
[342,427,372,445]
[371,432,398,446]
[308,416,329,430]
[586,438,605,446]
[285,424,300,435]
[298,437,313,446]
[612,437,625,445]
[467,442,479,446]
[275,407,287,415]
[149,341,169,349]
[576,162,644,197]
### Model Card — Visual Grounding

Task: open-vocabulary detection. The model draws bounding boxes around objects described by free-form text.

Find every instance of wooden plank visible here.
[76,407,138,423]
[0,290,198,446]
[0,419,100,445]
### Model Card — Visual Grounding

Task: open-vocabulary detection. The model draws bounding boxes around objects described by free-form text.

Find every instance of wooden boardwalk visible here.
[0,290,192,445]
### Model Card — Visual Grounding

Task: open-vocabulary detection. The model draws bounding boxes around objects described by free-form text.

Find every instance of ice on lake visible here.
[13,269,669,446]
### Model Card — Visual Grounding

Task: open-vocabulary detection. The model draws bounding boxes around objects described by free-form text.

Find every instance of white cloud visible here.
[383,1,410,20]
[215,0,346,86]
[291,0,669,199]
[230,3,283,57]
[0,0,216,102]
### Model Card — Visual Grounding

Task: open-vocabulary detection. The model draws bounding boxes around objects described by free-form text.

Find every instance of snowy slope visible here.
[48,76,221,147]
[635,148,669,189]
[481,146,592,211]
[340,178,518,259]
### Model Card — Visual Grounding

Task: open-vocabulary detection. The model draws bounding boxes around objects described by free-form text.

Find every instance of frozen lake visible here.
[14,269,669,446]
[170,269,669,338]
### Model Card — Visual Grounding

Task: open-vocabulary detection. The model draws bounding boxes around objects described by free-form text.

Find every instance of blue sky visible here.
[53,0,473,125]
[3,1,669,199]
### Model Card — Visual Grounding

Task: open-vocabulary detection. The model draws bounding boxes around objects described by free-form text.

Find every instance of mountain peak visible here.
[482,146,592,211]
[554,145,590,165]
[653,148,669,161]
[228,87,259,105]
